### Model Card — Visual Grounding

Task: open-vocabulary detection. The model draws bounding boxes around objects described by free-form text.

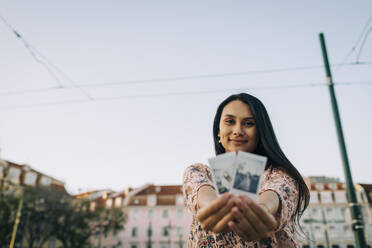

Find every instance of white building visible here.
[299,177,372,248]
[91,184,192,248]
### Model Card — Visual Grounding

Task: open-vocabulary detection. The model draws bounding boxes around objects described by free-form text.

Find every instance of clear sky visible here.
[1,1,371,194]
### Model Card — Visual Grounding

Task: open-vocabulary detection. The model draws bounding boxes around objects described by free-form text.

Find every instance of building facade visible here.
[299,177,372,248]
[0,158,66,248]
[90,184,192,248]
[0,158,65,190]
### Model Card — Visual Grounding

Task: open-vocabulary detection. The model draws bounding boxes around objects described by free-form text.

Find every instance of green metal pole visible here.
[318,33,366,248]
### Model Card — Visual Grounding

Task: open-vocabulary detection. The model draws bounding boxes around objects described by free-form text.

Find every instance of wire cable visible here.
[1,61,371,98]
[334,16,372,74]
[0,14,64,88]
[356,27,372,63]
[0,14,94,100]
[1,81,371,111]
[77,62,372,89]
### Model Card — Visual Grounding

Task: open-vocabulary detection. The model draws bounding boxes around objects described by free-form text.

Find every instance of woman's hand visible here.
[196,193,235,233]
[228,195,277,241]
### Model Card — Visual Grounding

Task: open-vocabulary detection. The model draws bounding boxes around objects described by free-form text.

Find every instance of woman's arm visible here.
[197,185,217,210]
[228,195,278,241]
[257,190,280,215]
[196,186,236,233]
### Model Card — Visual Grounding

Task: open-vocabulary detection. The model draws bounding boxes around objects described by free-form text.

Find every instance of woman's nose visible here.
[232,125,244,136]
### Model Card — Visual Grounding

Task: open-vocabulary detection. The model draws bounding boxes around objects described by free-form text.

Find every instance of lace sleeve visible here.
[182,163,215,215]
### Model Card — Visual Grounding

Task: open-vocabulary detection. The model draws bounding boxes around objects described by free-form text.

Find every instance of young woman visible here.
[183,93,309,247]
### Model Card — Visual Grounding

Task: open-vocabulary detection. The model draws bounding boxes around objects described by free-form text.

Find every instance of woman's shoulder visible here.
[183,163,211,175]
[186,162,209,170]
[263,165,297,185]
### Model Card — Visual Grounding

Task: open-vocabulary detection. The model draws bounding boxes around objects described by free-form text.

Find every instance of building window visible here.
[311,208,322,220]
[9,167,21,184]
[40,176,52,186]
[115,197,122,207]
[314,225,323,240]
[335,191,347,203]
[176,195,183,205]
[106,199,113,208]
[328,225,337,238]
[320,191,333,203]
[132,227,138,237]
[326,207,334,221]
[132,209,139,220]
[148,209,154,219]
[24,171,37,186]
[162,227,169,236]
[148,195,156,206]
[162,209,169,218]
[131,245,138,248]
[343,225,353,237]
[310,192,319,203]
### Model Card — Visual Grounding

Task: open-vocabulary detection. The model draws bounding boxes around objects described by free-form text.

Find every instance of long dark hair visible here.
[213,93,309,228]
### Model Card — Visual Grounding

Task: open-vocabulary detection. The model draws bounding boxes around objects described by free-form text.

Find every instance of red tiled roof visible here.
[136,185,182,196]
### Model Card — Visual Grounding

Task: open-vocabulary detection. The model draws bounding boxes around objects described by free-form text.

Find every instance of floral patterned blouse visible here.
[182,163,299,248]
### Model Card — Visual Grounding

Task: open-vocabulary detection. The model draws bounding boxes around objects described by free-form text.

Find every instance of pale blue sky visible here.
[1,1,371,194]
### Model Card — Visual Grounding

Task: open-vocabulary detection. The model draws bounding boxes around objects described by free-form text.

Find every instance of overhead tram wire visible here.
[26,43,94,100]
[1,61,371,98]
[3,81,370,111]
[334,15,372,74]
[0,14,63,88]
[75,62,371,89]
[356,26,372,63]
[1,80,372,111]
[0,14,94,100]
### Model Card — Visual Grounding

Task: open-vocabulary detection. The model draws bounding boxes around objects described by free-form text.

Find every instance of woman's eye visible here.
[244,121,255,126]
[225,119,234,125]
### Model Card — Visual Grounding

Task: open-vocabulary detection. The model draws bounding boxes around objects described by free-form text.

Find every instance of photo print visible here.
[208,152,236,195]
[230,151,267,200]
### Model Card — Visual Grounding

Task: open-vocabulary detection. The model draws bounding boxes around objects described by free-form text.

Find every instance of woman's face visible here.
[218,100,258,153]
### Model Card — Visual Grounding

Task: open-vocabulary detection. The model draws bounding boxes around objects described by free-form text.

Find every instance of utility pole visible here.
[9,193,23,248]
[318,33,366,248]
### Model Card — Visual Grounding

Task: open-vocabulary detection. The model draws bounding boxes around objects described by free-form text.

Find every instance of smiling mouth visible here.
[229,139,248,145]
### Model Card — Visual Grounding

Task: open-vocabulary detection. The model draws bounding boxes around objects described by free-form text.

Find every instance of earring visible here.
[217,134,222,143]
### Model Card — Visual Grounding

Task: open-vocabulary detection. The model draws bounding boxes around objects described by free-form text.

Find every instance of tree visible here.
[0,185,126,248]
[54,201,126,248]
[0,191,21,248]
[18,186,67,248]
